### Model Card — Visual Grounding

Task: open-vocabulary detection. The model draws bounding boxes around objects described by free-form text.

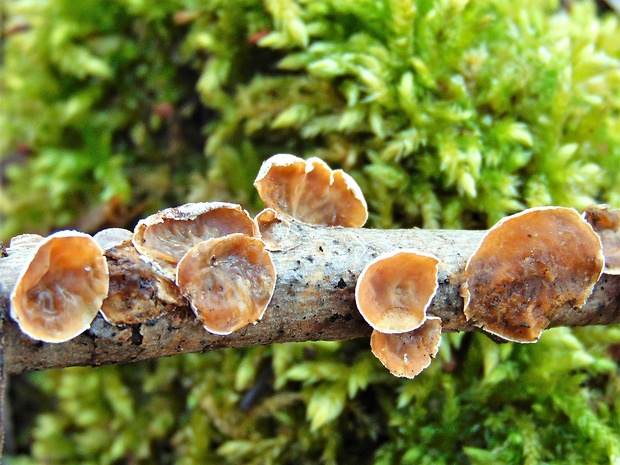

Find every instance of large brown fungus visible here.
[583,204,620,275]
[176,233,276,335]
[254,154,368,228]
[461,206,604,343]
[10,231,109,343]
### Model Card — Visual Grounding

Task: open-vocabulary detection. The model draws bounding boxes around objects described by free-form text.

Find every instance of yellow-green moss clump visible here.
[3,0,620,464]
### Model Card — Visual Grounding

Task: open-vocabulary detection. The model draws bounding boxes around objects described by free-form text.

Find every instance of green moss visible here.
[3,0,620,464]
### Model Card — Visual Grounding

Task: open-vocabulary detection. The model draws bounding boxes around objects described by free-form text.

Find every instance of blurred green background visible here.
[2,0,620,463]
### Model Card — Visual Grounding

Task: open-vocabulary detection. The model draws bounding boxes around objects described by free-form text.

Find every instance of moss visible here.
[3,0,620,464]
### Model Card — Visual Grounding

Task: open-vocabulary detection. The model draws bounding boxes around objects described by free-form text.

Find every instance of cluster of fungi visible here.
[5,155,620,379]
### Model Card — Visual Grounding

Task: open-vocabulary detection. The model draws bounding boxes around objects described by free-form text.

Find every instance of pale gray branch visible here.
[1,222,619,374]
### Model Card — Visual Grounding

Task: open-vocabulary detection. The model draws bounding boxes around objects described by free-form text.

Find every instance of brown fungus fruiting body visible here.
[100,241,181,326]
[10,231,109,343]
[176,233,276,335]
[254,154,368,227]
[132,202,259,279]
[462,206,604,343]
[370,317,442,378]
[355,250,439,333]
[583,204,620,275]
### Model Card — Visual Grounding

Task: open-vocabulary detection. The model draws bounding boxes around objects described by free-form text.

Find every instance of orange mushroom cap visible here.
[254,154,368,227]
[355,249,439,333]
[132,202,259,279]
[175,233,276,335]
[370,317,442,378]
[462,206,604,343]
[10,230,109,343]
[583,204,620,275]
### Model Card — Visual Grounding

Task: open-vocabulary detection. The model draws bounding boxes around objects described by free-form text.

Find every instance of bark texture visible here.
[1,221,620,375]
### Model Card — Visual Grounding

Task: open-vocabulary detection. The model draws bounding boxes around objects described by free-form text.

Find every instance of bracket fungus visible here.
[583,204,620,275]
[132,202,259,280]
[10,231,109,343]
[355,250,440,333]
[175,233,276,335]
[370,317,442,378]
[254,154,368,227]
[461,206,604,343]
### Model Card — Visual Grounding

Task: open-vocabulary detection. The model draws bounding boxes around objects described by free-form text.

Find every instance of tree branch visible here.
[1,221,620,375]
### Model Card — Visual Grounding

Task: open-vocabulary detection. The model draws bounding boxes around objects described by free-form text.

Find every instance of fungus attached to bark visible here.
[10,231,109,343]
[132,202,259,279]
[355,250,439,333]
[93,228,132,251]
[462,206,604,343]
[175,233,276,335]
[370,317,442,378]
[583,204,620,275]
[254,154,368,227]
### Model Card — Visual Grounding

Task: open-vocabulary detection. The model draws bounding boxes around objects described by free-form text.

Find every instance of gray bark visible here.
[1,221,619,375]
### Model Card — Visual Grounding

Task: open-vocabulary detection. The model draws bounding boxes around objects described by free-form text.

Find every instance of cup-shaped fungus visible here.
[355,250,439,334]
[176,233,276,335]
[133,202,259,280]
[583,204,620,275]
[371,317,442,378]
[93,227,132,251]
[462,206,604,343]
[254,154,368,227]
[10,230,109,343]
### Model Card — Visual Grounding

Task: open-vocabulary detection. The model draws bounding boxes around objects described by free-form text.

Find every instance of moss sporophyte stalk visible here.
[3,0,620,464]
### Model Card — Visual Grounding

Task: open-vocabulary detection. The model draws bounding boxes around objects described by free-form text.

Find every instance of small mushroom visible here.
[583,204,620,275]
[99,241,182,326]
[10,230,109,343]
[175,233,276,335]
[370,317,442,378]
[132,202,259,280]
[355,250,439,334]
[462,206,604,343]
[254,154,368,227]
[93,228,132,251]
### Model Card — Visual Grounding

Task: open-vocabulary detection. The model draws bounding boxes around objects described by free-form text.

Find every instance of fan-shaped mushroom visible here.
[583,204,620,275]
[132,202,259,280]
[10,231,109,343]
[370,317,442,378]
[254,154,368,228]
[461,207,604,343]
[355,250,439,333]
[175,233,276,335]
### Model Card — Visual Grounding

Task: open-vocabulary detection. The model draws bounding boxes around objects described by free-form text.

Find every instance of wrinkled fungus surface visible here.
[133,202,258,278]
[462,207,604,343]
[371,317,442,378]
[10,231,109,343]
[254,154,368,227]
[583,204,620,275]
[355,250,439,333]
[176,233,276,335]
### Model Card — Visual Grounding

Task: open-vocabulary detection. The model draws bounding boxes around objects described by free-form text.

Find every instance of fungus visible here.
[175,233,276,335]
[132,202,259,279]
[99,241,181,326]
[355,250,439,333]
[370,317,442,378]
[254,154,368,227]
[462,206,604,343]
[583,204,620,275]
[10,230,109,343]
[93,228,132,251]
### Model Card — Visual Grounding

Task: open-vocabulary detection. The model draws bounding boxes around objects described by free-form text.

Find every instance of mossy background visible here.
[2,0,620,463]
